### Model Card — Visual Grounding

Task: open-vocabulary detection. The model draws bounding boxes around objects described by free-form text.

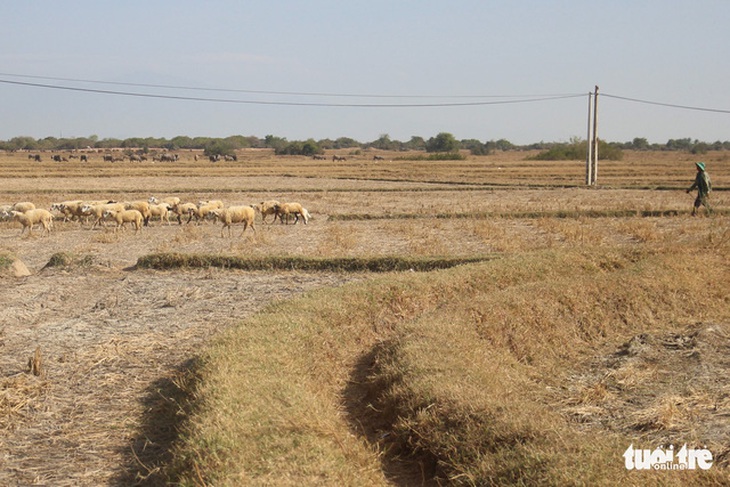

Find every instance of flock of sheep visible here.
[0,197,311,237]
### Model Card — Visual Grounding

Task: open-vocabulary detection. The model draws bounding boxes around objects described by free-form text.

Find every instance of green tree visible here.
[264,135,288,152]
[426,132,459,153]
[460,139,489,155]
[274,139,322,156]
[666,138,692,151]
[631,137,649,150]
[404,136,426,151]
[301,139,321,156]
[370,134,400,151]
[334,137,360,149]
[224,135,251,150]
[171,136,195,149]
[493,139,515,151]
[6,136,38,151]
[204,139,236,158]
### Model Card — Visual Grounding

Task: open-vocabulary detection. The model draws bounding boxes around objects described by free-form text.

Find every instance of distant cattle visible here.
[332,155,347,162]
[312,155,327,160]
[80,155,88,162]
[373,155,385,161]
[28,154,41,162]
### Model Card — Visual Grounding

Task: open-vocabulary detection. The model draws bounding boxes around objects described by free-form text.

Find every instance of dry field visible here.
[0,149,728,485]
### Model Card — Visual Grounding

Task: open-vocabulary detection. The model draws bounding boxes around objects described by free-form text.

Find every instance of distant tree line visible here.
[1,133,728,159]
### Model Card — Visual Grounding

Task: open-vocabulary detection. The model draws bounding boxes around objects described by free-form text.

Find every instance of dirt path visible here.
[0,260,355,485]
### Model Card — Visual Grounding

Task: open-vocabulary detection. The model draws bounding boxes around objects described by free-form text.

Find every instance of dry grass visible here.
[169,246,730,486]
[0,148,728,485]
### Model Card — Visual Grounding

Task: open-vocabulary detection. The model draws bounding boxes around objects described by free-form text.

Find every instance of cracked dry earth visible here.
[0,227,356,486]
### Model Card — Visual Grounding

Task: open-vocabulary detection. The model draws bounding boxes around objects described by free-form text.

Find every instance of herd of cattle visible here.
[26,153,186,163]
[0,197,311,237]
[25,153,385,163]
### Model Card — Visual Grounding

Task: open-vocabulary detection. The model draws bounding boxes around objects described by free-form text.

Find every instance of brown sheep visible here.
[83,202,126,229]
[274,202,311,225]
[124,201,152,226]
[171,202,198,224]
[254,200,281,224]
[216,205,256,237]
[12,202,36,213]
[103,209,144,233]
[9,209,54,236]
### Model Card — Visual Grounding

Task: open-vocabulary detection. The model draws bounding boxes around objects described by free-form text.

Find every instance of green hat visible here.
[695,162,706,171]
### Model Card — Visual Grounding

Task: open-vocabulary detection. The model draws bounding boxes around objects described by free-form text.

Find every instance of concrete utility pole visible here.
[586,91,593,185]
[586,85,599,185]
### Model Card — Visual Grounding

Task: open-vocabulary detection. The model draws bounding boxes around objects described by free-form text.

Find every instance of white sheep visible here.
[61,200,108,225]
[50,200,84,223]
[149,202,172,226]
[148,195,181,207]
[188,203,220,224]
[9,209,54,236]
[216,205,256,237]
[0,205,12,221]
[103,209,144,233]
[170,202,198,224]
[12,202,36,213]
[274,202,311,225]
[123,201,152,226]
[254,200,281,224]
[197,199,224,210]
[83,202,126,229]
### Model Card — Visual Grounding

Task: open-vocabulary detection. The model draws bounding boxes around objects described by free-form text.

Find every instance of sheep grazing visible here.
[216,205,256,237]
[197,199,224,210]
[170,202,198,224]
[274,202,311,225]
[148,202,172,226]
[0,205,12,221]
[188,203,220,224]
[50,200,84,223]
[12,202,36,213]
[60,200,108,225]
[123,201,152,226]
[9,209,54,236]
[148,195,181,207]
[83,202,126,229]
[103,209,144,233]
[254,200,281,224]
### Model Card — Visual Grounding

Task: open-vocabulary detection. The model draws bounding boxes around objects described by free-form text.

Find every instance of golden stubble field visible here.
[0,149,728,485]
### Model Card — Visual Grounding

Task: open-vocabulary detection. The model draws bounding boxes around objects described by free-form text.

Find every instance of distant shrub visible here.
[394,152,466,161]
[530,139,623,161]
[275,139,322,156]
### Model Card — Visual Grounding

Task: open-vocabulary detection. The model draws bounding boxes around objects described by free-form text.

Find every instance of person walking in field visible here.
[686,162,712,216]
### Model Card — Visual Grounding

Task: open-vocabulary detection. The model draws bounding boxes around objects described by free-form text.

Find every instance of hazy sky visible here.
[1,1,728,145]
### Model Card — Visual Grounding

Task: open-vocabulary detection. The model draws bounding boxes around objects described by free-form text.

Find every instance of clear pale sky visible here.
[1,1,728,145]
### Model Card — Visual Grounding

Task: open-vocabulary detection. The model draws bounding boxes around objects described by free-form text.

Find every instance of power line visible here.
[0,71,581,100]
[602,93,730,114]
[6,72,726,113]
[0,77,585,108]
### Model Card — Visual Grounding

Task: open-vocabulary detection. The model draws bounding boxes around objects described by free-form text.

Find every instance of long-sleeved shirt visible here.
[689,171,712,197]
